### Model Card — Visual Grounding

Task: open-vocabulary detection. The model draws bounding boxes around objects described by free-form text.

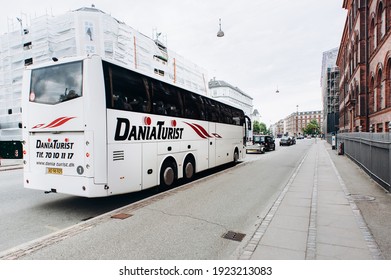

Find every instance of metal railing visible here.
[335,132,391,191]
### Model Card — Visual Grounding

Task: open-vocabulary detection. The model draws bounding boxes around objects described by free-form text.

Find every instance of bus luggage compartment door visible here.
[108,143,142,195]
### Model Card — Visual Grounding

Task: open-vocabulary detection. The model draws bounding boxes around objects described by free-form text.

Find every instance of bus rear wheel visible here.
[160,160,176,189]
[183,157,195,181]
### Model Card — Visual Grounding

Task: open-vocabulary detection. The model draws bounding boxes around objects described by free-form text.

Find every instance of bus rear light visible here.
[23,150,27,155]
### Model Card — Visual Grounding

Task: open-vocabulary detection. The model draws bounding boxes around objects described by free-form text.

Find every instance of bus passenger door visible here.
[208,123,216,168]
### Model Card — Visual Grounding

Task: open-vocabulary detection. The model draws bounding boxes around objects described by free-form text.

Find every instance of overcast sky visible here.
[1,0,347,126]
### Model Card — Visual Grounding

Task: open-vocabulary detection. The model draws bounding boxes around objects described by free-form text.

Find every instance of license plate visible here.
[47,167,63,175]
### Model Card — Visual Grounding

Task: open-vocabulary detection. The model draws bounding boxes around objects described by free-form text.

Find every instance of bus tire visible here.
[233,148,239,163]
[160,159,176,189]
[183,156,195,181]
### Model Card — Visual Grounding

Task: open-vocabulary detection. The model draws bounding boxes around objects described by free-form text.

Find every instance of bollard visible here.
[338,142,344,155]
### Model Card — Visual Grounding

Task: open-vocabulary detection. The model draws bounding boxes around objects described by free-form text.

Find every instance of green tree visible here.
[253,120,261,134]
[253,121,270,135]
[303,119,320,135]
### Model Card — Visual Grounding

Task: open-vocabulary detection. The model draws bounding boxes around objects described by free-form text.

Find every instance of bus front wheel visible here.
[233,149,239,163]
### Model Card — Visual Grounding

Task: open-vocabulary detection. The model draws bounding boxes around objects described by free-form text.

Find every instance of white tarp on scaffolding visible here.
[0,6,209,141]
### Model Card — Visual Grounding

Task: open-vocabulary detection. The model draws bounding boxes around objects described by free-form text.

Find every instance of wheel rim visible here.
[163,166,175,186]
[234,151,239,162]
[185,161,194,179]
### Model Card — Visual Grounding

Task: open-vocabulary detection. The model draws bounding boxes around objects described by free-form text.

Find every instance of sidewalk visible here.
[240,140,385,260]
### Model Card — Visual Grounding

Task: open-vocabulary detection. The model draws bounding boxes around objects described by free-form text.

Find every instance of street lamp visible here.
[217,18,224,37]
[296,105,299,136]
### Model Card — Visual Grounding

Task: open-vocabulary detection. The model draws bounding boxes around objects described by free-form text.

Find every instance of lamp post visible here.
[296,105,299,137]
[217,18,224,37]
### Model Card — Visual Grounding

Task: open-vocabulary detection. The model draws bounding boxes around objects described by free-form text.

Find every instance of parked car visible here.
[246,142,265,154]
[291,136,296,145]
[252,135,276,151]
[280,136,293,146]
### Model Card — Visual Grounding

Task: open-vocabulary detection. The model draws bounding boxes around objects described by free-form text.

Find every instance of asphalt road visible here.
[0,169,163,252]
[0,139,313,259]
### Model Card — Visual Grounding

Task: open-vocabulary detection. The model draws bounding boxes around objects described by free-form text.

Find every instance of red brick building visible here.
[337,0,391,132]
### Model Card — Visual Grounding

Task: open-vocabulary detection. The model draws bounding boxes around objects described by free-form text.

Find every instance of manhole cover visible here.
[349,194,375,201]
[222,231,246,242]
[111,213,133,220]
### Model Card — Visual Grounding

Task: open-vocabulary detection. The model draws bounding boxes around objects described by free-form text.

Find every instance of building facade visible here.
[272,119,285,137]
[284,110,323,137]
[337,0,391,133]
[208,78,254,140]
[321,48,340,134]
[208,79,253,116]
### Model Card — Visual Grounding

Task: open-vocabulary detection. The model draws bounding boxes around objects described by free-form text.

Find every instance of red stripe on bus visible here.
[184,122,207,139]
[45,117,75,128]
[192,123,212,138]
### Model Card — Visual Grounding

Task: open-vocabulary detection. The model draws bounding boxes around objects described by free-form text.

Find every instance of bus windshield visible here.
[29,61,83,105]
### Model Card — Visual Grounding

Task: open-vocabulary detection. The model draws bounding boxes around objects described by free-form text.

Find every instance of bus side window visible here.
[195,95,206,120]
[223,106,233,125]
[152,81,183,117]
[231,108,243,126]
[183,92,205,120]
[103,62,151,113]
[204,99,219,122]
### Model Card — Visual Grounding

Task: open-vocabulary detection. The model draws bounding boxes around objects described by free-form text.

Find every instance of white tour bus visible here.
[22,55,250,197]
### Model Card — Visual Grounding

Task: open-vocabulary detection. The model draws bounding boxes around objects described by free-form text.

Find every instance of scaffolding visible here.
[0,6,209,142]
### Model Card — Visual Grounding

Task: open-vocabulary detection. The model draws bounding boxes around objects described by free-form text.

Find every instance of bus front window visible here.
[30,61,83,105]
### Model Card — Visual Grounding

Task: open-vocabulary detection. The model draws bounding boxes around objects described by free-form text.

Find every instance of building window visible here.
[387,58,391,108]
[377,2,385,41]
[370,18,376,53]
[23,42,32,50]
[376,68,383,111]
[24,58,33,66]
[377,123,383,132]
[369,76,375,114]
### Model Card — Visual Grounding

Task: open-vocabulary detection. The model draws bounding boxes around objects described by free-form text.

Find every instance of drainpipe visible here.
[365,0,370,132]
